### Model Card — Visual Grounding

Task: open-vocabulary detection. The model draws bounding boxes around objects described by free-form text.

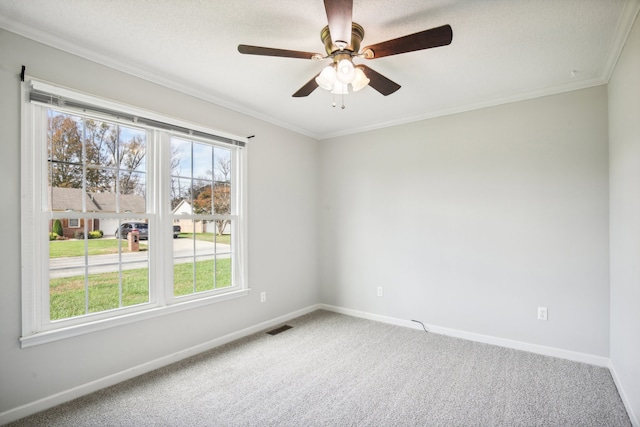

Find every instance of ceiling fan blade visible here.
[238,44,320,60]
[292,74,320,97]
[361,25,452,59]
[358,65,401,96]
[324,0,353,48]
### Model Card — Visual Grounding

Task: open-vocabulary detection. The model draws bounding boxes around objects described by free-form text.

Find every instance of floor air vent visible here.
[266,325,293,336]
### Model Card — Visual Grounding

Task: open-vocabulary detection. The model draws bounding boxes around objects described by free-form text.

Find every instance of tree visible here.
[117,133,146,196]
[169,144,184,210]
[96,124,146,195]
[188,158,231,235]
[214,157,231,182]
[192,183,212,214]
[83,119,112,192]
[48,113,147,197]
[213,158,231,235]
[168,145,233,235]
[52,219,64,237]
[213,182,231,235]
[48,115,83,189]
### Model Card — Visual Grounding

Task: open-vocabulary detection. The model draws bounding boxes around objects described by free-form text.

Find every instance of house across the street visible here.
[172,200,230,234]
[48,187,146,238]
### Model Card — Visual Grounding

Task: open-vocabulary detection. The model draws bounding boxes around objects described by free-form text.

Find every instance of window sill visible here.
[20,288,250,348]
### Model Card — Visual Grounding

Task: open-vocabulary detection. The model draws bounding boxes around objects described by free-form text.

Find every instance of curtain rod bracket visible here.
[20,65,26,82]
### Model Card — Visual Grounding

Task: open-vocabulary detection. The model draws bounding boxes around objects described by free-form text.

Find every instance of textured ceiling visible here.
[1,0,639,139]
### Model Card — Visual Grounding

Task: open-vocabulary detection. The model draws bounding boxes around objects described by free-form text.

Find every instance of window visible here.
[170,138,235,297]
[21,80,248,346]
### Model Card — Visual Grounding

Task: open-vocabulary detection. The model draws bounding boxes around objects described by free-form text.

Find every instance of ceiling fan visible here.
[237,0,452,103]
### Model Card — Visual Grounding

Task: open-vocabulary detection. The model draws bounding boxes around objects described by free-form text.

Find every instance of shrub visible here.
[73,230,104,239]
[49,232,58,241]
[52,219,63,237]
[88,230,103,239]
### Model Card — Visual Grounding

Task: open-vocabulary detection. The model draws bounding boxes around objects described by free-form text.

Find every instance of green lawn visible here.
[173,257,232,296]
[178,232,231,245]
[49,233,229,258]
[50,259,231,320]
[49,239,147,258]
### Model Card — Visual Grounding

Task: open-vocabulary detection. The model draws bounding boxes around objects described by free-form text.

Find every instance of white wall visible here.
[0,30,319,416]
[609,11,640,425]
[319,86,610,357]
[1,20,635,423]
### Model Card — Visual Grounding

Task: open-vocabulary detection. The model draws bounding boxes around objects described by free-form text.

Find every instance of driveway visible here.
[49,237,231,278]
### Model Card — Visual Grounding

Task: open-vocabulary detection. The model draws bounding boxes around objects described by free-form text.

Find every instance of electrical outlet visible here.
[260,292,267,303]
[537,306,548,321]
[377,287,383,297]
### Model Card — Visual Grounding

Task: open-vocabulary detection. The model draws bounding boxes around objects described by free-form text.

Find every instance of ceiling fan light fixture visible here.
[315,65,337,90]
[351,67,370,92]
[331,81,349,94]
[335,58,356,84]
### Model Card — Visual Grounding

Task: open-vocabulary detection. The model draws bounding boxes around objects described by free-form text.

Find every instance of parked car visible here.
[115,222,149,240]
[173,225,181,238]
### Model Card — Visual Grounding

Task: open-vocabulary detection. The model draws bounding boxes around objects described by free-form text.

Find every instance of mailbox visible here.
[128,230,140,252]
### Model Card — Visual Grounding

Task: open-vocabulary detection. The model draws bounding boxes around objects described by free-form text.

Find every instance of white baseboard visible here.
[318,304,610,367]
[609,361,639,427]
[0,304,322,426]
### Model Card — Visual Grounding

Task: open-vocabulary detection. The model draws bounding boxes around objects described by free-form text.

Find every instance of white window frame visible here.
[20,79,249,348]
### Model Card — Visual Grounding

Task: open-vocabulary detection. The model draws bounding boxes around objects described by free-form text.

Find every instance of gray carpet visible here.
[9,310,631,426]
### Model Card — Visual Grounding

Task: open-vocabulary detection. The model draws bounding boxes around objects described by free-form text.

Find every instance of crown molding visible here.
[0,17,321,140]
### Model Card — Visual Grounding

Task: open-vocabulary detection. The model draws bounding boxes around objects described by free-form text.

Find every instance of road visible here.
[49,237,231,278]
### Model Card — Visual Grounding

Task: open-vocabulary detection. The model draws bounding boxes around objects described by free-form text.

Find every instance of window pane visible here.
[213,182,231,215]
[122,268,150,307]
[214,147,231,214]
[119,172,146,213]
[87,266,120,314]
[48,187,83,214]
[49,275,85,320]
[84,119,117,168]
[215,257,232,288]
[171,178,192,211]
[213,147,231,181]
[173,219,194,296]
[193,143,213,179]
[173,220,234,296]
[119,126,146,172]
[49,216,150,321]
[193,180,213,214]
[171,138,192,178]
[47,112,147,216]
[215,222,232,289]
[48,111,83,189]
[195,257,215,292]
